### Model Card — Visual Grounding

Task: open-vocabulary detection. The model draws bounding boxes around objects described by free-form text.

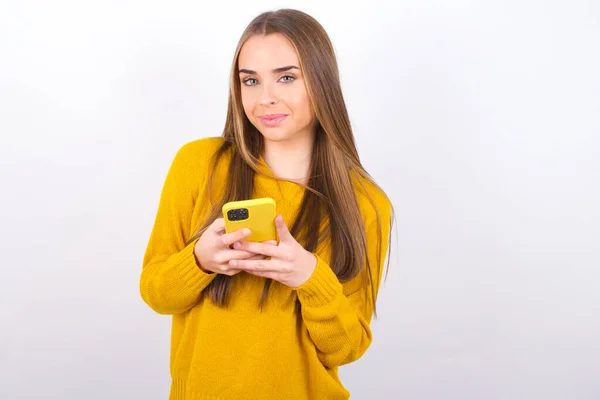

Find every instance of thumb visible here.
[275,215,294,243]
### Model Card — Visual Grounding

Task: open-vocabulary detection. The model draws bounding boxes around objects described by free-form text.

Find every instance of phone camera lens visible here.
[228,208,248,221]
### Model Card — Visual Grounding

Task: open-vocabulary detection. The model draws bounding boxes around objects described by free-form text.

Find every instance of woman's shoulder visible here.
[164,137,230,199]
[164,136,230,184]
[351,172,393,222]
[175,136,228,161]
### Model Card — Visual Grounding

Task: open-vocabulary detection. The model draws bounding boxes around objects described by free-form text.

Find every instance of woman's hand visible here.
[194,218,275,275]
[229,215,317,288]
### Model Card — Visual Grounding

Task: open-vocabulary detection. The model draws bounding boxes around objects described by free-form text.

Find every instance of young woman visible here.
[140,8,394,400]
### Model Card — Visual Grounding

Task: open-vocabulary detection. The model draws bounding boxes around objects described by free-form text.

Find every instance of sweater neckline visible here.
[255,154,306,209]
[256,154,309,186]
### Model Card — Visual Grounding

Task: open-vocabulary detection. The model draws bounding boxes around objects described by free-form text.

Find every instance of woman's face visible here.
[238,33,315,144]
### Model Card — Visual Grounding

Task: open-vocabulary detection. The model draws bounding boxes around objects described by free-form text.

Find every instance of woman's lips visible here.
[259,114,288,127]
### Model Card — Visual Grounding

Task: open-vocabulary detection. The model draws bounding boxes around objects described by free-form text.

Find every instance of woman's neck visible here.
[262,133,314,185]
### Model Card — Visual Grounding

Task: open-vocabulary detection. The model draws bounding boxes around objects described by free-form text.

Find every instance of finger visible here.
[246,254,269,260]
[229,258,284,273]
[219,228,252,247]
[211,218,225,231]
[233,239,277,249]
[246,270,281,281]
[274,215,294,243]
[220,249,260,262]
[220,268,243,276]
[233,240,281,258]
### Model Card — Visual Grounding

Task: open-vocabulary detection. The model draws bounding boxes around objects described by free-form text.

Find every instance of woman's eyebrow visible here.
[238,65,300,74]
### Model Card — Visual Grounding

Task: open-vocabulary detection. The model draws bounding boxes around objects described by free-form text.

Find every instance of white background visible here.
[1,1,599,399]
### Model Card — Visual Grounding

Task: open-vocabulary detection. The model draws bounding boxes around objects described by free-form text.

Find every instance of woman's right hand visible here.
[194,218,274,275]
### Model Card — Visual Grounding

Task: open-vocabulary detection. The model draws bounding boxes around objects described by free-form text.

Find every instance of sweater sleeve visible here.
[293,199,392,369]
[139,140,218,315]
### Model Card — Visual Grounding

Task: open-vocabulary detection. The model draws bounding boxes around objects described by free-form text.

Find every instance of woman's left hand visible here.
[229,215,317,288]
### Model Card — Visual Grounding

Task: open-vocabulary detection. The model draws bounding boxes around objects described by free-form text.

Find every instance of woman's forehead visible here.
[238,33,299,72]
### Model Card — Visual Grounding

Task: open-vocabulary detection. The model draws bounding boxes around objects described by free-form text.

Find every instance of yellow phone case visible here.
[222,197,278,242]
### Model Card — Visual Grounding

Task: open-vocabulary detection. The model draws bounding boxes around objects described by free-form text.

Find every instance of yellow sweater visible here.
[140,137,392,400]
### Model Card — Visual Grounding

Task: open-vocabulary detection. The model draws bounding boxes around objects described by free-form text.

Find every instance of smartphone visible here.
[222,197,278,242]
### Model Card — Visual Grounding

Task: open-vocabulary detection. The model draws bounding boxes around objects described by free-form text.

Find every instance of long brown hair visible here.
[187,9,394,315]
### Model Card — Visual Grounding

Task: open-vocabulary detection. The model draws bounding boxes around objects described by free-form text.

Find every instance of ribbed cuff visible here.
[170,238,217,294]
[294,254,343,307]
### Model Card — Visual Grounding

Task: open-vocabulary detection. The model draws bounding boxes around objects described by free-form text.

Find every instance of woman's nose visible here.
[259,83,278,106]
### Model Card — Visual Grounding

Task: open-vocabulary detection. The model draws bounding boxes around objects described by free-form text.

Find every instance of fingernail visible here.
[243,229,251,235]
[230,260,237,267]
[233,242,241,249]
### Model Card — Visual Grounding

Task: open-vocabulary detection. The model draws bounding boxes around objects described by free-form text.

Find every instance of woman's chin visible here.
[258,129,294,143]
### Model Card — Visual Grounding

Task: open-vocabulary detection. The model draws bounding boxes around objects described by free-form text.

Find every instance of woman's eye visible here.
[280,75,295,83]
[243,78,258,86]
